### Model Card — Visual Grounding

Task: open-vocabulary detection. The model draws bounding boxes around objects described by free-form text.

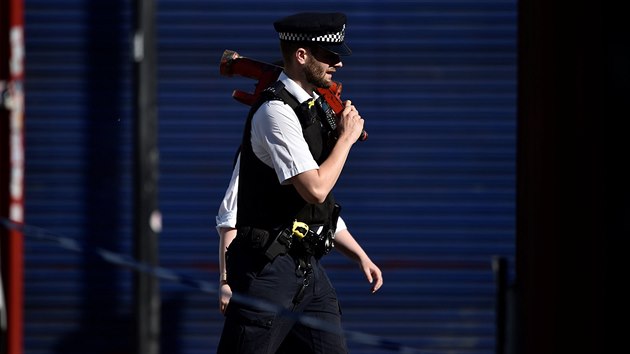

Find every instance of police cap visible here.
[273,12,352,56]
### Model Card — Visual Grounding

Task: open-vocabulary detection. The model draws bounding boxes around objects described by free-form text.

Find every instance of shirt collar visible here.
[278,72,319,103]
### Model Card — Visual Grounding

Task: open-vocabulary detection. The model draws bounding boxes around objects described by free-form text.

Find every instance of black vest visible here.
[236,81,337,231]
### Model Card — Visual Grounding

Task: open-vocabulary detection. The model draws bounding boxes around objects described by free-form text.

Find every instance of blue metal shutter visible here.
[22,0,135,353]
[22,0,516,353]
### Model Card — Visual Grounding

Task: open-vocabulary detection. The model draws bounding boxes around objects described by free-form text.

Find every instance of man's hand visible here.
[360,258,383,293]
[219,281,232,315]
[337,100,364,143]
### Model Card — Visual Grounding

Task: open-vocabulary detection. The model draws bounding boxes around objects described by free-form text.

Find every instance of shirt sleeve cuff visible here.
[335,216,347,233]
[216,210,237,232]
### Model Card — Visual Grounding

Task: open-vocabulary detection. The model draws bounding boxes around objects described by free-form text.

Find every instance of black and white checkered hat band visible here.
[278,25,345,43]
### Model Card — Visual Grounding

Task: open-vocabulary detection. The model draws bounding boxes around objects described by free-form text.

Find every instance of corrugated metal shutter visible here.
[23,0,516,353]
[23,1,135,353]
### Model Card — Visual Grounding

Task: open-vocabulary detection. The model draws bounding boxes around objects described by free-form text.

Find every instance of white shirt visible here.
[251,72,319,184]
[216,72,346,233]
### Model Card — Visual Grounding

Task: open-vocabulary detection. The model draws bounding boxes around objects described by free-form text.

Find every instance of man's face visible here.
[303,47,341,89]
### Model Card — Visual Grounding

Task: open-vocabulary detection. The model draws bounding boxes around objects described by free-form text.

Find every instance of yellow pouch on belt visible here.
[292,220,309,239]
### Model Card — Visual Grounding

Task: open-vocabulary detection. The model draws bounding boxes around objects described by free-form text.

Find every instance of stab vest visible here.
[236,81,337,231]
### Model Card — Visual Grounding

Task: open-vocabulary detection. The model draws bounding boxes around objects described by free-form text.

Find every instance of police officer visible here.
[217,12,383,354]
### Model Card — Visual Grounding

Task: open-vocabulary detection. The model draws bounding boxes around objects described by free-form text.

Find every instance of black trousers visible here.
[217,238,347,354]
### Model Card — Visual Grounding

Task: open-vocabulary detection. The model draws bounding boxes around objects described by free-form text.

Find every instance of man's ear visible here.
[295,48,308,64]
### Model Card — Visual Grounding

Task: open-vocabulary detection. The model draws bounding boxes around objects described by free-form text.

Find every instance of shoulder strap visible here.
[241,80,301,152]
[261,80,300,110]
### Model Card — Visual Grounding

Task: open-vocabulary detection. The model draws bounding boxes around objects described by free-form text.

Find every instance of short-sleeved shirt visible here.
[250,72,319,184]
[216,72,346,232]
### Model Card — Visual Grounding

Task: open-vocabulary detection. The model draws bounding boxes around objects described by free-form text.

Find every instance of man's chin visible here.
[319,78,333,88]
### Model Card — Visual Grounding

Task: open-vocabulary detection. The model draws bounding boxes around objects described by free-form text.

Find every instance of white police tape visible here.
[1,218,425,353]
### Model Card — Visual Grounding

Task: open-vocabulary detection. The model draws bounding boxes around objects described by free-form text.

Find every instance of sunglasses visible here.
[310,46,341,65]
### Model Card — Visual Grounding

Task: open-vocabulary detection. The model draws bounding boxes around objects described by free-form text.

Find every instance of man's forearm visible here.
[291,138,354,203]
[218,227,237,283]
[333,228,370,263]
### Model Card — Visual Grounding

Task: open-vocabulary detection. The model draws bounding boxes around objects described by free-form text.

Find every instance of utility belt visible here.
[237,221,335,262]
